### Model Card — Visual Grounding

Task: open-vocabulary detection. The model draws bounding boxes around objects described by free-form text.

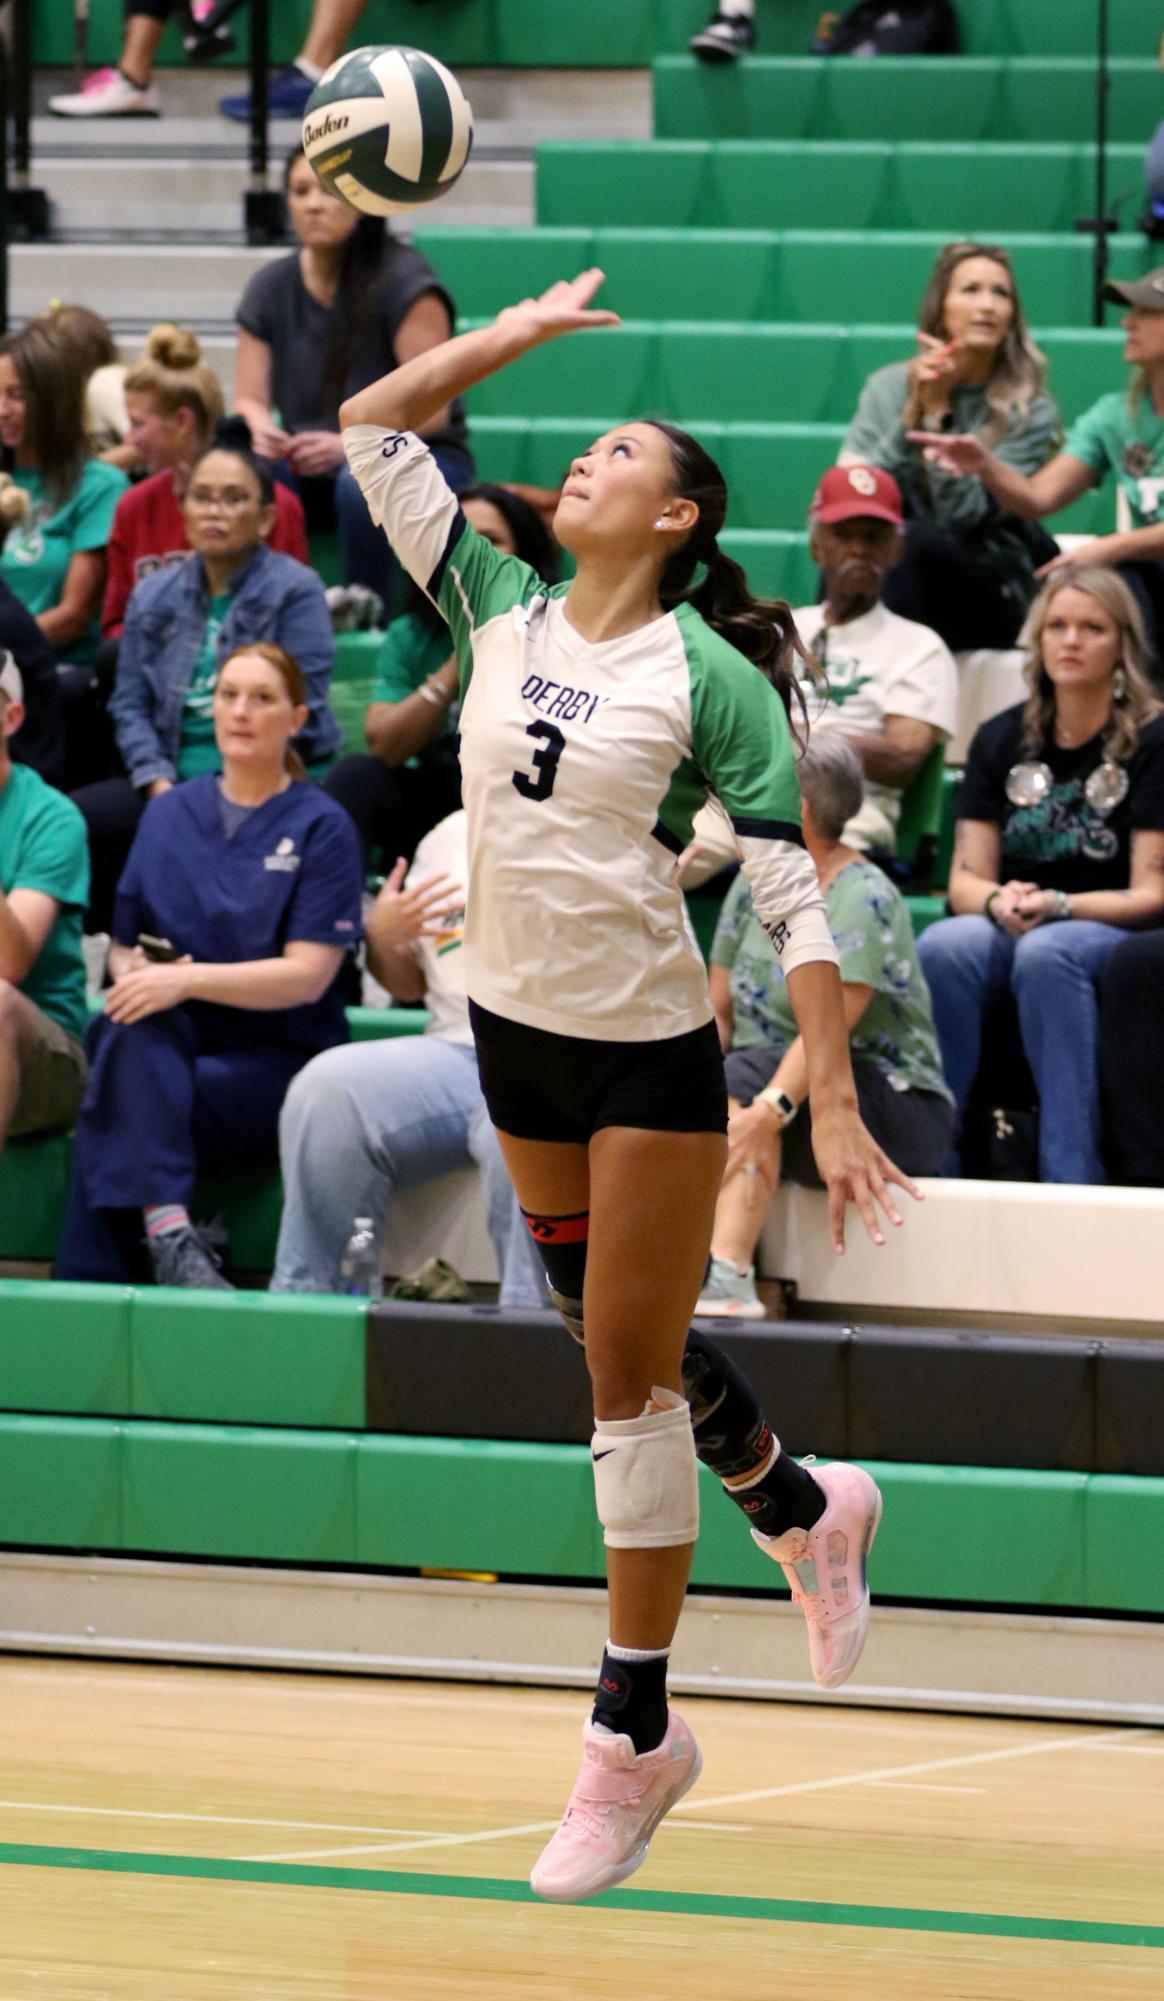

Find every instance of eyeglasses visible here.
[186,487,259,512]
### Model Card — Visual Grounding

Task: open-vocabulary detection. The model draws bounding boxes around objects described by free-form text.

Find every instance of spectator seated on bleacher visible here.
[0,318,127,666]
[911,268,1164,674]
[72,432,340,936]
[103,324,309,641]
[841,241,1060,652]
[792,465,956,858]
[55,643,362,1289]
[919,567,1164,1186]
[323,486,559,870]
[233,147,473,613]
[272,807,544,1304]
[694,735,954,1319]
[0,656,89,1156]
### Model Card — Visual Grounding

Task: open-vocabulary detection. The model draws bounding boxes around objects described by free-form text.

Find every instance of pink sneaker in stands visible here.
[753,1460,883,1689]
[530,1711,701,1902]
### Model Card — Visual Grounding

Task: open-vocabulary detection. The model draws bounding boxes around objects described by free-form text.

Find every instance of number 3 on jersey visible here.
[512,720,565,802]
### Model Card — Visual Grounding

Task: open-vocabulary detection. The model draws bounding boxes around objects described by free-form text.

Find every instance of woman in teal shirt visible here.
[0,318,126,664]
[323,483,558,865]
[914,266,1164,668]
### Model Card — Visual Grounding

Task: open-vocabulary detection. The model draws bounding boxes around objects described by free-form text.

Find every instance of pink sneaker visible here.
[530,1711,701,1902]
[753,1460,882,1689]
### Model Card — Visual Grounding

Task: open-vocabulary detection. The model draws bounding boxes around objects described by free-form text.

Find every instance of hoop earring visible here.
[1113,664,1128,702]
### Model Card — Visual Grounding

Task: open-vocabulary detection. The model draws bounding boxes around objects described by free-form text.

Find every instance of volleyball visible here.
[301,46,473,217]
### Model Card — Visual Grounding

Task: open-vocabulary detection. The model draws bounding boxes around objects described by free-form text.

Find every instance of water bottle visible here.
[339,1216,382,1299]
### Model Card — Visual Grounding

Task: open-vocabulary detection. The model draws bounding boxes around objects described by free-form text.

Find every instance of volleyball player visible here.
[340,272,917,1903]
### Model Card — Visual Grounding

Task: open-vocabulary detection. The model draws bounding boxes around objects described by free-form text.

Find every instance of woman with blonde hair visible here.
[841,239,1060,648]
[918,565,1164,1183]
[103,322,307,638]
[911,266,1164,667]
[56,640,363,1288]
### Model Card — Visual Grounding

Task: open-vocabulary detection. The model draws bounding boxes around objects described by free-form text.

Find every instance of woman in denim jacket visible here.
[73,434,340,930]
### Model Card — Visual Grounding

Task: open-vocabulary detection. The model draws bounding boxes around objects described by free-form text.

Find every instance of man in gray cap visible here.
[907,266,1164,665]
[0,653,90,1155]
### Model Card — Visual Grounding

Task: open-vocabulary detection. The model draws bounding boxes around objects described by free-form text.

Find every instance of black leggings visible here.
[71,777,144,936]
[322,754,461,873]
[128,2,184,20]
[1100,929,1164,1185]
[881,518,1033,651]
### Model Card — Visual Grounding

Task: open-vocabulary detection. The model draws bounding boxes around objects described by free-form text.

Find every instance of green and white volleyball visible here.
[302,46,473,216]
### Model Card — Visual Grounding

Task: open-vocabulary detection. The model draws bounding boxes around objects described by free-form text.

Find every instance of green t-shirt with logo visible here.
[0,761,89,1043]
[1063,390,1164,528]
[1,459,127,663]
[711,859,952,1102]
[176,592,232,780]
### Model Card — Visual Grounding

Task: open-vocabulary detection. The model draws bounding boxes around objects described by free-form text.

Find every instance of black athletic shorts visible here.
[469,1000,728,1143]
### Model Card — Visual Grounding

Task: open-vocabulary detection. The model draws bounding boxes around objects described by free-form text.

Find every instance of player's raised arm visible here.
[339,270,620,436]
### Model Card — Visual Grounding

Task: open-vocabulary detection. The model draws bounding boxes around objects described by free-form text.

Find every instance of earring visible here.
[655,518,667,529]
[1114,664,1128,701]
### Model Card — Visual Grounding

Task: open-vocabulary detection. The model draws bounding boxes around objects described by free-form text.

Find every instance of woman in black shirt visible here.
[918,566,1164,1182]
[234,147,473,612]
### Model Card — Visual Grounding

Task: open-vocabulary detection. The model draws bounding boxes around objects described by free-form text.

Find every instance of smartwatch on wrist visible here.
[757,1085,798,1127]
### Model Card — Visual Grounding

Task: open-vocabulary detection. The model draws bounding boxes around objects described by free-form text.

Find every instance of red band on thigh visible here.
[522,1209,590,1244]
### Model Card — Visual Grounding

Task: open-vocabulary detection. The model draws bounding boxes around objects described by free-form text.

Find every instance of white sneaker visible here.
[753,1460,883,1689]
[49,67,161,117]
[694,1254,766,1319]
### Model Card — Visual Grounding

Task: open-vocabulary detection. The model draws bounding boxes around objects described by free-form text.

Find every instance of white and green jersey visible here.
[345,427,836,1042]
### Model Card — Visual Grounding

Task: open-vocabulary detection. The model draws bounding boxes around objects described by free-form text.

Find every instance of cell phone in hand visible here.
[137,933,178,963]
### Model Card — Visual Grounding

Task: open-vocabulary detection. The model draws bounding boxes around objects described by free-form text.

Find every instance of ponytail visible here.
[670,541,811,746]
[646,419,813,746]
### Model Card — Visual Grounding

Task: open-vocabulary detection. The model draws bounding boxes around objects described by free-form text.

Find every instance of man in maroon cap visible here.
[789,465,957,856]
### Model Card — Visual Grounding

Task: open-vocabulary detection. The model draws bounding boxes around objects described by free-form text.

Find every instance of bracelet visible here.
[1047,889,1073,922]
[416,680,449,710]
[984,890,1002,927]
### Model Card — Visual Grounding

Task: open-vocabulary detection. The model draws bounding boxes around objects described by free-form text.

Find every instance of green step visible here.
[1,1412,1161,1614]
[424,228,1151,329]
[34,0,1158,68]
[469,416,1118,537]
[537,141,1146,235]
[459,319,1127,425]
[653,55,1164,142]
[0,1280,366,1427]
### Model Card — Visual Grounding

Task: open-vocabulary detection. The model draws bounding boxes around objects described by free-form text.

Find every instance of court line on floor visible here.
[249,1726,1131,1862]
[0,1801,434,1837]
[0,1841,1160,1950]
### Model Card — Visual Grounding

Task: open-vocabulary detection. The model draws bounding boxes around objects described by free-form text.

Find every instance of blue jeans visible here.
[270,1034,546,1304]
[917,914,1122,1183]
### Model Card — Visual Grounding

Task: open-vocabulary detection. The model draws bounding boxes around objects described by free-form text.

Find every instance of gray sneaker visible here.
[147,1226,234,1290]
[693,1255,765,1319]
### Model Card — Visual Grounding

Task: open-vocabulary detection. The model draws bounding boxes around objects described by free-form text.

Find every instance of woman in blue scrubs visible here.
[56,641,363,1286]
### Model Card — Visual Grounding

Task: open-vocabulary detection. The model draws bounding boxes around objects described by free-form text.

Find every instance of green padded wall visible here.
[1,1414,1161,1615]
[537,142,1147,236]
[0,1283,367,1428]
[33,0,1162,66]
[653,56,1164,142]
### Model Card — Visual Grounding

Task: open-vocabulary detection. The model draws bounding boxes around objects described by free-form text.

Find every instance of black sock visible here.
[591,1646,669,1754]
[725,1447,827,1539]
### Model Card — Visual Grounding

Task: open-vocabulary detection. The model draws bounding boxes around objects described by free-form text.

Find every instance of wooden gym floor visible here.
[0,1656,1160,1999]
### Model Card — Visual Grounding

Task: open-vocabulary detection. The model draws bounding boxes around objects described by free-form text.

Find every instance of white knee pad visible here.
[592,1387,700,1550]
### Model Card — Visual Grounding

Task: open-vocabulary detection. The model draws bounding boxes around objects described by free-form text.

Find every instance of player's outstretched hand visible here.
[496,270,621,352]
[809,1102,921,1254]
